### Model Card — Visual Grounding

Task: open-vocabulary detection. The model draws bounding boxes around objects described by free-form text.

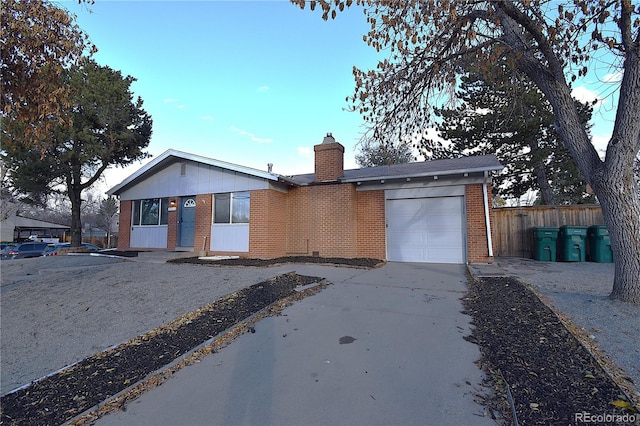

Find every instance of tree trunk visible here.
[67,159,83,248]
[594,172,640,304]
[532,159,554,205]
[69,187,82,247]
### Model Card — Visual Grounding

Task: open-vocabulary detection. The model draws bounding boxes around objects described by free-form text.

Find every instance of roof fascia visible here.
[340,166,503,184]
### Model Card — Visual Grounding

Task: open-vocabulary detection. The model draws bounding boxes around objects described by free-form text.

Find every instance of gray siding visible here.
[119,162,270,201]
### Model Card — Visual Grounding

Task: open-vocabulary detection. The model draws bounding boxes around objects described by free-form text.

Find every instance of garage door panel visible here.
[392,246,426,260]
[389,231,425,245]
[426,247,462,263]
[425,197,460,212]
[426,230,463,246]
[425,214,463,231]
[387,196,465,264]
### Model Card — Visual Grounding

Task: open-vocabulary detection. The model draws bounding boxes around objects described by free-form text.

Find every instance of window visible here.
[214,192,250,224]
[132,198,169,226]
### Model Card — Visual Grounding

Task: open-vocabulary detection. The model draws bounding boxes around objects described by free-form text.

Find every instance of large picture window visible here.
[214,192,250,224]
[132,198,169,226]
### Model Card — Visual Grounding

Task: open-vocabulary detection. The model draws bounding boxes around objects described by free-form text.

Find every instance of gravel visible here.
[492,257,640,400]
[0,255,295,395]
[2,253,638,405]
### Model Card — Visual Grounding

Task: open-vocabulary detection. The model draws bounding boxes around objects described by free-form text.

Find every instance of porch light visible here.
[170,200,177,207]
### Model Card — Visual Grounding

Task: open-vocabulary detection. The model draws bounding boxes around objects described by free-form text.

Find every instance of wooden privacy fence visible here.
[492,205,604,258]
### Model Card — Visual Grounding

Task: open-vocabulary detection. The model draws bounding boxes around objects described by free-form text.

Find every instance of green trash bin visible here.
[587,225,613,263]
[558,225,588,262]
[532,227,559,261]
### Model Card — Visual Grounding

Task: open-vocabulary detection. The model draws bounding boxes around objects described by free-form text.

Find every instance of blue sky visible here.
[68,1,378,193]
[66,1,618,195]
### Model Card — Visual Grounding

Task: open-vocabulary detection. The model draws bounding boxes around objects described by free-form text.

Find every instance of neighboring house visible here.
[107,134,503,264]
[0,211,70,242]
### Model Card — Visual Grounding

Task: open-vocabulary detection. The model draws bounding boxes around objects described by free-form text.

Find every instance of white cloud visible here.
[164,98,185,109]
[572,86,601,106]
[603,71,623,83]
[230,125,272,143]
[591,134,609,158]
[257,85,269,93]
[297,146,311,157]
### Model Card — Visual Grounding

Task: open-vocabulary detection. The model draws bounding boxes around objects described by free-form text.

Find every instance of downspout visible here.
[483,171,494,258]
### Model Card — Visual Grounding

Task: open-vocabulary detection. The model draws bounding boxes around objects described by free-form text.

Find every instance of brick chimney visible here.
[314,133,345,182]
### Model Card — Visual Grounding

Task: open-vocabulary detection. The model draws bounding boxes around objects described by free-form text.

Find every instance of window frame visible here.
[213,191,250,224]
[132,198,169,226]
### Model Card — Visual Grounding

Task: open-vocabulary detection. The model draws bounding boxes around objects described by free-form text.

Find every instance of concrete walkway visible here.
[94,263,493,426]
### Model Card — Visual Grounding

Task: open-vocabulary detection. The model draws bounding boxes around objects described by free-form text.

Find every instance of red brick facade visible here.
[249,189,288,258]
[119,183,496,263]
[194,194,212,253]
[117,200,132,251]
[284,184,358,258]
[167,201,177,251]
[465,184,495,263]
[314,142,345,182]
[356,190,386,259]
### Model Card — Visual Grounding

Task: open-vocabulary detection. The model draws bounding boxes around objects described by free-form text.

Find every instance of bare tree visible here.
[356,138,414,167]
[96,196,118,248]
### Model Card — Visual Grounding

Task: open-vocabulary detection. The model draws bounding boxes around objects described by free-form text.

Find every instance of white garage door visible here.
[387,196,465,263]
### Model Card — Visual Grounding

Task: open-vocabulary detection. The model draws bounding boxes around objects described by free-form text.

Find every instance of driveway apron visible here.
[95,262,492,426]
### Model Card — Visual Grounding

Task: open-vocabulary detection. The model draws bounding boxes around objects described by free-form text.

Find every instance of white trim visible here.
[342,166,503,184]
[483,171,494,258]
[385,186,466,200]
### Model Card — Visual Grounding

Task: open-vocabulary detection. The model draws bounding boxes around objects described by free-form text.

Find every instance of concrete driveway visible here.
[95,263,493,426]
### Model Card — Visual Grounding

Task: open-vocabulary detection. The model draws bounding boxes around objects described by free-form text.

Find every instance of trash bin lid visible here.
[533,227,559,236]
[559,225,588,235]
[588,225,609,236]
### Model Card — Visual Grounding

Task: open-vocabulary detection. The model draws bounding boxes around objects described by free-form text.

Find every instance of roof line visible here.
[107,149,282,195]
[340,165,504,183]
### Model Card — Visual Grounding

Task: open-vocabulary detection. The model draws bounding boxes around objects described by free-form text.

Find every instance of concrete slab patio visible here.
[94,263,493,426]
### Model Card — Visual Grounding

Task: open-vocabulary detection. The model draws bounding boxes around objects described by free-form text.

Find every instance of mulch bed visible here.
[0,273,323,426]
[464,276,638,425]
[167,255,384,268]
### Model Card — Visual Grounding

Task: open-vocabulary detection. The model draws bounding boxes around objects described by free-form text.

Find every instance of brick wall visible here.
[249,189,288,258]
[285,187,309,255]
[118,200,132,250]
[286,184,358,258]
[194,194,212,252]
[118,183,494,263]
[314,142,345,182]
[466,183,495,263]
[356,190,386,259]
[167,201,177,250]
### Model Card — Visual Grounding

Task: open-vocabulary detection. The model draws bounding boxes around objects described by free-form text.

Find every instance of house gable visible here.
[108,149,284,199]
[116,160,272,201]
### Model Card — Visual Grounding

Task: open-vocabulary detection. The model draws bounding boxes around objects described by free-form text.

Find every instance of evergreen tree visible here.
[4,59,152,246]
[431,63,594,205]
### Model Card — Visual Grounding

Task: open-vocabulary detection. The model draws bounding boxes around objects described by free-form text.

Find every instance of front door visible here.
[178,196,196,247]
